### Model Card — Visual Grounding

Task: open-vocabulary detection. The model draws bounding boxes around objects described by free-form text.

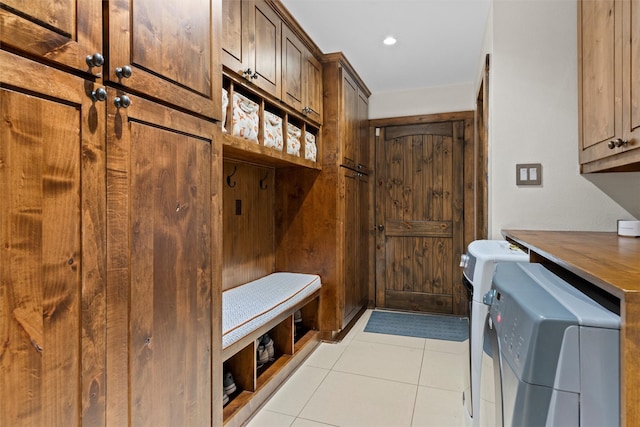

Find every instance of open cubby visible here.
[222,294,321,427]
[222,74,321,170]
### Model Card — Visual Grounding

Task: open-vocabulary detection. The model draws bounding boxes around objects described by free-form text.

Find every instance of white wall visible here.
[369,83,475,120]
[367,0,640,239]
[485,0,639,238]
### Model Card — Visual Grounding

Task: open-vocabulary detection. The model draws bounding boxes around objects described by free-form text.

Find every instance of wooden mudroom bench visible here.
[221,272,322,426]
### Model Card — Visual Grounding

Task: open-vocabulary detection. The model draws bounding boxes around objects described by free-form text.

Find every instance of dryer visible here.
[480,262,620,426]
[460,240,528,426]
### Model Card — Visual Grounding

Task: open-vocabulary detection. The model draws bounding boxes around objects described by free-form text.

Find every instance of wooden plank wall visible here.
[222,160,275,290]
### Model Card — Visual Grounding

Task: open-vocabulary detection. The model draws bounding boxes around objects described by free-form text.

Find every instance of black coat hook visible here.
[226,165,237,188]
[259,171,269,190]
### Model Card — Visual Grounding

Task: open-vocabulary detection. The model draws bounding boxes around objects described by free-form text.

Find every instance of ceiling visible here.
[280,0,491,95]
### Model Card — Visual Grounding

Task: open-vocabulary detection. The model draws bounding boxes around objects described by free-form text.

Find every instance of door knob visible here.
[114,95,131,109]
[116,65,133,79]
[90,87,107,102]
[377,224,385,232]
[85,52,104,68]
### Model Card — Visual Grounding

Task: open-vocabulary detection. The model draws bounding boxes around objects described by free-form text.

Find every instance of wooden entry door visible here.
[375,121,465,315]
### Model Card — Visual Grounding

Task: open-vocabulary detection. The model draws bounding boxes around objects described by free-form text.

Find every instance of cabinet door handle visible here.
[85,52,104,68]
[116,65,133,79]
[377,224,385,232]
[608,138,629,149]
[114,95,131,109]
[90,87,107,102]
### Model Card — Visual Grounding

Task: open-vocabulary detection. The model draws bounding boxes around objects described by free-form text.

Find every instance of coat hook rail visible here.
[226,165,237,188]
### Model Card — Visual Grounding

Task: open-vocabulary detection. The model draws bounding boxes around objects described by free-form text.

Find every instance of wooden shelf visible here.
[222,294,320,427]
[222,133,321,170]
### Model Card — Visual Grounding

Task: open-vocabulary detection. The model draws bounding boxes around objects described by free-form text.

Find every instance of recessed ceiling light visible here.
[383,36,397,46]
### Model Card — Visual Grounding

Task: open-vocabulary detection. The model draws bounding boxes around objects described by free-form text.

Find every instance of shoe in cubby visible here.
[261,333,275,360]
[223,370,237,395]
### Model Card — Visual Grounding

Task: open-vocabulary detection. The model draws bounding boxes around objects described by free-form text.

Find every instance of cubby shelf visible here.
[223,73,321,171]
[222,133,321,170]
[221,296,320,427]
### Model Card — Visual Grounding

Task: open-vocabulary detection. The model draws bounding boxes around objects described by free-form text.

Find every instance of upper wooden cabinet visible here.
[222,0,323,123]
[222,0,282,99]
[323,54,371,172]
[282,26,323,124]
[106,0,222,120]
[0,0,102,77]
[578,0,640,172]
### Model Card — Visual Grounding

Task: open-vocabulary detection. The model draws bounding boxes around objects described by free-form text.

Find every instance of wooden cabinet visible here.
[105,91,222,427]
[334,59,371,172]
[282,25,323,124]
[342,168,370,323]
[222,0,281,99]
[0,49,107,427]
[222,0,322,123]
[106,0,222,120]
[1,0,224,424]
[578,0,640,172]
[274,52,371,337]
[0,0,102,77]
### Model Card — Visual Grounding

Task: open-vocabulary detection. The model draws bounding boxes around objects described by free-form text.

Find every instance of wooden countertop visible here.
[503,230,640,297]
[502,229,640,426]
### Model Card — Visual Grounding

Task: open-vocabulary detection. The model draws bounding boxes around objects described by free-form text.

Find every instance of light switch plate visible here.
[516,163,542,185]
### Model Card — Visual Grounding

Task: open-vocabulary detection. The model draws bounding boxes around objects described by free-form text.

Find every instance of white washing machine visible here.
[480,262,620,426]
[460,240,528,426]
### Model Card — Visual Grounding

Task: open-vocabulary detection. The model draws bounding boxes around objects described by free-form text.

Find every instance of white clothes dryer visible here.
[460,240,528,426]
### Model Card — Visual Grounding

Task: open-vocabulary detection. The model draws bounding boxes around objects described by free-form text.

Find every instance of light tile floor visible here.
[246,309,468,427]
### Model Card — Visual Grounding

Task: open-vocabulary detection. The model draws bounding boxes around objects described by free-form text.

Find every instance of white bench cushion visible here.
[222,272,321,349]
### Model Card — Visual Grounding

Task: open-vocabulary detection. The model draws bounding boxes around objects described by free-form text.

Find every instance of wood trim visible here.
[267,0,324,58]
[385,220,452,237]
[320,52,371,97]
[369,111,474,127]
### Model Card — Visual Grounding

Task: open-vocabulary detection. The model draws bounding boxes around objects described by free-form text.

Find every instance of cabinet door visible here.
[623,0,640,146]
[222,0,252,75]
[106,0,221,120]
[106,91,220,426]
[341,70,359,170]
[0,50,106,427]
[282,25,305,113]
[357,172,370,310]
[357,89,370,172]
[0,0,102,76]
[251,0,282,98]
[304,53,323,124]
[342,168,359,324]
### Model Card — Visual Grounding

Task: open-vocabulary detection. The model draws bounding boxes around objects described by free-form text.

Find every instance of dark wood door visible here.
[106,91,220,426]
[106,0,221,120]
[375,121,465,315]
[0,50,106,426]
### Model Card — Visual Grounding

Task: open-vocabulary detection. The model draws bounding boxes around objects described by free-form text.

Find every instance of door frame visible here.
[368,111,475,315]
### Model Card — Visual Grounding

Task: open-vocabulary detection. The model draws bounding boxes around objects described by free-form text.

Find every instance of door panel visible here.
[375,122,464,314]
[222,0,249,73]
[0,51,106,426]
[106,92,216,426]
[579,0,617,156]
[107,0,220,119]
[0,0,102,76]
[252,0,281,98]
[282,25,304,111]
